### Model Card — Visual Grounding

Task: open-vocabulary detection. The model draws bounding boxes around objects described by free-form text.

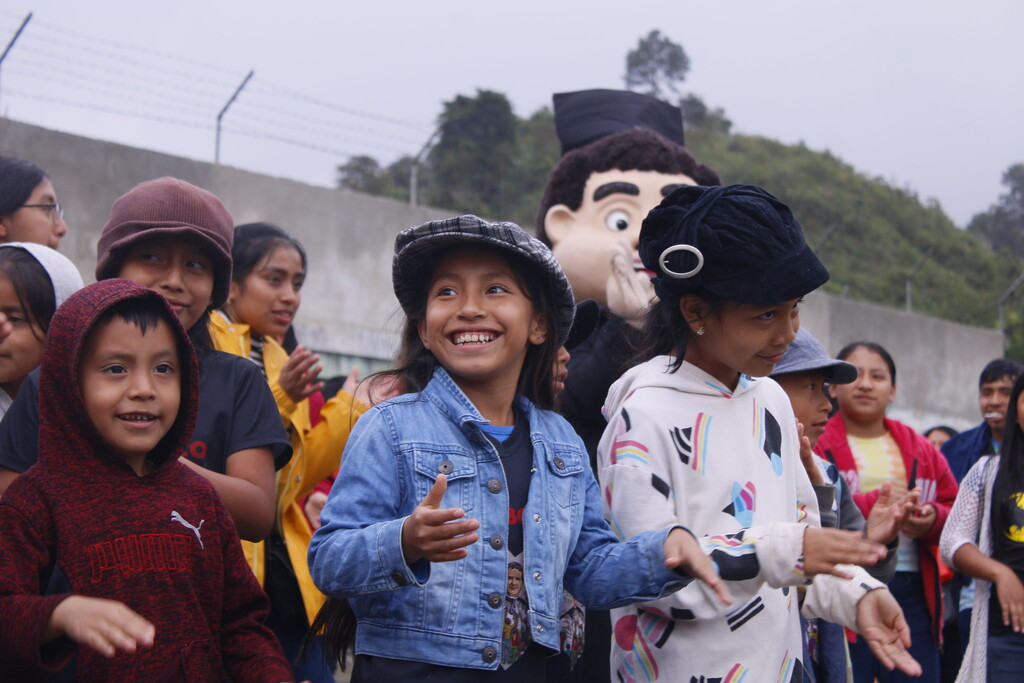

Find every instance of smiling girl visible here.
[816,340,958,682]
[210,222,383,682]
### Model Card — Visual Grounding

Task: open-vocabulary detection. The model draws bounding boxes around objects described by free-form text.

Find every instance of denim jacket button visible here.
[482,646,498,663]
[535,624,544,633]
[487,592,502,608]
[554,457,565,469]
[438,460,454,475]
[487,478,503,493]
[489,534,504,550]
[533,513,541,523]
[390,571,408,586]
[533,571,542,581]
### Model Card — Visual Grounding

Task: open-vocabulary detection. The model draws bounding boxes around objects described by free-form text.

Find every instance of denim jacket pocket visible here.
[544,447,584,509]
[412,448,478,512]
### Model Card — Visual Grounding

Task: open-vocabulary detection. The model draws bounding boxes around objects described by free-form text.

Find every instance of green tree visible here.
[624,30,690,99]
[427,89,518,217]
[679,94,732,134]
[336,155,388,194]
[969,163,1024,257]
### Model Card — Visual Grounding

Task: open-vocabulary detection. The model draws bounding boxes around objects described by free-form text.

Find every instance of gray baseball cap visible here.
[770,328,857,384]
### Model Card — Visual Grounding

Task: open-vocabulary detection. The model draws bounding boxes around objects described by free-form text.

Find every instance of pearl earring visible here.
[696,326,705,336]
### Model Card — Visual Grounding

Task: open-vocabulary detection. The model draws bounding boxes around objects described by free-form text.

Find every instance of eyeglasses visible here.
[21,202,64,224]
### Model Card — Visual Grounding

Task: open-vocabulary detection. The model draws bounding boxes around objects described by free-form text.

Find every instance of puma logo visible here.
[170,511,204,549]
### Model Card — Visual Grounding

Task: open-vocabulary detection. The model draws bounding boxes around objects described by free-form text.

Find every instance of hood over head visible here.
[38,279,199,474]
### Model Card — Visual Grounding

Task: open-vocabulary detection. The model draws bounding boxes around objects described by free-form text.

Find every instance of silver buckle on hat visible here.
[659,245,704,279]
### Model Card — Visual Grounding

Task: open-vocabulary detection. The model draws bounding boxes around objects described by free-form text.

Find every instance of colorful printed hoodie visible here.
[0,280,292,682]
[599,357,883,683]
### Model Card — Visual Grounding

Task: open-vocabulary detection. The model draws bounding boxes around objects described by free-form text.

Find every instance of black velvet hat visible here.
[639,184,828,305]
[553,89,685,156]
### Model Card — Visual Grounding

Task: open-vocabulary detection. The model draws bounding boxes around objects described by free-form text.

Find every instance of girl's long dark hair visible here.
[991,373,1024,540]
[0,157,47,217]
[633,289,724,372]
[303,244,560,670]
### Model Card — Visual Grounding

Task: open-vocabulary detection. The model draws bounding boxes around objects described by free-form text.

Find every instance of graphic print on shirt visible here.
[722,480,757,527]
[1004,491,1024,542]
[170,510,205,548]
[502,551,530,668]
[706,530,761,581]
[613,609,677,682]
[753,399,784,476]
[89,534,191,582]
[671,412,712,475]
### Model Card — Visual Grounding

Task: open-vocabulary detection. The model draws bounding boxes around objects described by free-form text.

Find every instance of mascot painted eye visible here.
[604,210,630,232]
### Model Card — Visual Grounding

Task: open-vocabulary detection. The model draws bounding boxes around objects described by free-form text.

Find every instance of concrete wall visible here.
[1,118,1002,430]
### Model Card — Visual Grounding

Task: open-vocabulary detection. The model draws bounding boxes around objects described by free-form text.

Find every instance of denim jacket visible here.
[307,367,689,670]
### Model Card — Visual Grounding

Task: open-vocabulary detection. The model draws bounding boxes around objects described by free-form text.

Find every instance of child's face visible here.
[683,298,801,388]
[418,247,546,401]
[79,317,181,475]
[227,244,304,340]
[831,346,895,424]
[552,346,570,397]
[117,236,215,331]
[0,272,45,398]
[0,177,68,249]
[775,371,832,447]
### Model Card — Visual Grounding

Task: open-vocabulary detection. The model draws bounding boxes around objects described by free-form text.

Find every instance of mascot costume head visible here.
[536,89,721,320]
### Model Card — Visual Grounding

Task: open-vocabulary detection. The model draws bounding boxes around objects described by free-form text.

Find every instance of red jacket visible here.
[814,413,958,642]
[0,281,292,682]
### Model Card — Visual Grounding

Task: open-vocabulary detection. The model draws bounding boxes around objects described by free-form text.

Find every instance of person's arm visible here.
[952,544,1024,632]
[212,494,295,681]
[179,447,276,541]
[0,368,41,495]
[0,493,75,670]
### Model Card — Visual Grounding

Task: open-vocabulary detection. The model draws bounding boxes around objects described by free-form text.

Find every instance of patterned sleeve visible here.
[598,405,809,620]
[940,458,990,568]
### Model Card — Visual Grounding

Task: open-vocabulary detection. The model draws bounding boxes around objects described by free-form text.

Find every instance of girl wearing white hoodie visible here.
[598,185,920,682]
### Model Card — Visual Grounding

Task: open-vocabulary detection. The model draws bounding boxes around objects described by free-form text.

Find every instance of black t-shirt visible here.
[0,347,292,475]
[989,488,1024,636]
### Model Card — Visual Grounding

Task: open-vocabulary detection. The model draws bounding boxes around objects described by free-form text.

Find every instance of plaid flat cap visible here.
[393,215,576,346]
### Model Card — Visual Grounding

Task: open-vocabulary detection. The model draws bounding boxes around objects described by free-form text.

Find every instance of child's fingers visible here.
[420,474,448,509]
[663,529,733,606]
[804,528,885,575]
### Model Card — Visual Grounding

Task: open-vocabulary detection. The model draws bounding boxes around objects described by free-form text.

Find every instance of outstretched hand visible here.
[279,346,324,403]
[46,595,155,658]
[664,528,733,606]
[401,474,480,564]
[804,528,886,578]
[857,589,922,676]
[866,483,919,545]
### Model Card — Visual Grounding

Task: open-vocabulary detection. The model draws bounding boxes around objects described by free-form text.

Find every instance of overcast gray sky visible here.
[2,0,1020,227]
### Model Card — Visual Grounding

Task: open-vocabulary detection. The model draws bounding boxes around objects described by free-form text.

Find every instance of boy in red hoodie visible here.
[0,280,295,682]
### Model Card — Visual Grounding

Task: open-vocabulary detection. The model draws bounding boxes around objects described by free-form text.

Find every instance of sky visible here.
[1,0,1021,227]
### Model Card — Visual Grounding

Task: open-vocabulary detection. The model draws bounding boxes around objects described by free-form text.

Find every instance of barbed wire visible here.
[0,13,434,166]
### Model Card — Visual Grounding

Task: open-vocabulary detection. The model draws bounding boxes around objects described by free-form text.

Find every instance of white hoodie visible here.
[598,356,881,682]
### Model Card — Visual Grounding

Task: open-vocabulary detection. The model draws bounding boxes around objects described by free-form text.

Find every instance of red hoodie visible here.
[0,280,292,682]
[814,413,958,642]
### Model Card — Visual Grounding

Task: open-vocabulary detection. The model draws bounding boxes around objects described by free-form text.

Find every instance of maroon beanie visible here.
[95,177,234,308]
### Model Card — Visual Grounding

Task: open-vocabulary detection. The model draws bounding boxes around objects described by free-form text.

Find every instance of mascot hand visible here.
[606,240,652,327]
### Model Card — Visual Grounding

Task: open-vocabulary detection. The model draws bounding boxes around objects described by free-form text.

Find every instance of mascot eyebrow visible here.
[593,182,688,202]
